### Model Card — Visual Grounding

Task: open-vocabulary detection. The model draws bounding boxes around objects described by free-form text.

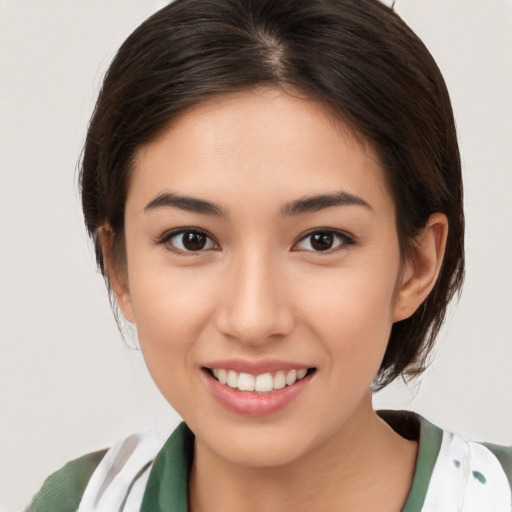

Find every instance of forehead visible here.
[129,88,393,215]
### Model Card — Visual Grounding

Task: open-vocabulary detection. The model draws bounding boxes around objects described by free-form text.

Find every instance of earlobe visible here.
[99,226,135,323]
[393,213,448,322]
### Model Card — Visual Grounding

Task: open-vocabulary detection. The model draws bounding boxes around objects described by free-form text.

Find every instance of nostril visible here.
[215,306,296,346]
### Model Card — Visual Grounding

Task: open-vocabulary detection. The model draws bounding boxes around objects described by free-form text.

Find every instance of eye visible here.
[157,229,219,253]
[294,230,354,252]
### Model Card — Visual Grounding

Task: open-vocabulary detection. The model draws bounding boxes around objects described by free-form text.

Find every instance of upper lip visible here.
[202,358,313,375]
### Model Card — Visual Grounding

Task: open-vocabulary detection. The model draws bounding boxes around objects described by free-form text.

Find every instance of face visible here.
[115,88,415,467]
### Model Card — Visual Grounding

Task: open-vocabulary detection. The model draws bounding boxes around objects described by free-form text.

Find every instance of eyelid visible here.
[154,227,354,254]
[154,227,219,254]
[292,228,355,252]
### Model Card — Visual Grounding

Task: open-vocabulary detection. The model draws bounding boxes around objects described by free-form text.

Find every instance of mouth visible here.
[205,367,315,394]
[201,360,317,416]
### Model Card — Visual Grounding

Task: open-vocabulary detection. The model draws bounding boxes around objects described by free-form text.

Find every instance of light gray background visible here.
[1,1,511,511]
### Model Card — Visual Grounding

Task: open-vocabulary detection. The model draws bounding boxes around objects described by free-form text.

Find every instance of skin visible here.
[105,88,448,511]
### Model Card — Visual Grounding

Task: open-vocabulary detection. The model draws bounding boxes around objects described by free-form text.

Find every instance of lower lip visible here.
[203,370,313,417]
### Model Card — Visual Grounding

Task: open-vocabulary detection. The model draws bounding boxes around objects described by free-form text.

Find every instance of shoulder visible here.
[25,432,163,512]
[25,449,108,512]
[483,442,512,488]
[379,410,512,512]
[421,419,512,511]
[78,431,163,511]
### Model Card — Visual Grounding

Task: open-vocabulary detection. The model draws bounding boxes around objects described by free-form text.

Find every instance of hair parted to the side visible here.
[80,0,464,389]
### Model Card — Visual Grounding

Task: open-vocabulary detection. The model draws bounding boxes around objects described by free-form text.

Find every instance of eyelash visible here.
[155,228,355,255]
[155,228,219,255]
[293,229,355,253]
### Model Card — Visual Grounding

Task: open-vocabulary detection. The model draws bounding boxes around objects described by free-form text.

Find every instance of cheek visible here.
[296,258,400,375]
[125,254,219,383]
[126,270,217,416]
[131,273,215,339]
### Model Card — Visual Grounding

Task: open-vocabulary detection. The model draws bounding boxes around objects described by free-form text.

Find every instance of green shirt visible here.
[26,411,512,512]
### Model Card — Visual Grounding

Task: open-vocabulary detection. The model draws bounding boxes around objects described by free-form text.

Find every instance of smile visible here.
[210,368,309,393]
[203,364,316,416]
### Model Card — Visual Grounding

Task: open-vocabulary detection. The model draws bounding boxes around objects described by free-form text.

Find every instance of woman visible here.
[27,0,511,510]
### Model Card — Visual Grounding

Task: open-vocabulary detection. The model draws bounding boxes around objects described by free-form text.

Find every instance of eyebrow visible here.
[282,192,372,215]
[144,190,372,217]
[144,192,225,216]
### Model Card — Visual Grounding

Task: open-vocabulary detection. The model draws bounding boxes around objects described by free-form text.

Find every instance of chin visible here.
[210,434,313,468]
[190,414,337,469]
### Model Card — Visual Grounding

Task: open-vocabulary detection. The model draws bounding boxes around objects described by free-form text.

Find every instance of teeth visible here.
[238,373,255,391]
[255,373,274,393]
[297,368,307,379]
[218,368,227,385]
[227,370,238,388]
[211,367,310,393]
[273,371,286,390]
[285,369,297,386]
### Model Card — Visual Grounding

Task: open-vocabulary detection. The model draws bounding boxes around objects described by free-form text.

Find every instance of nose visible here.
[215,249,295,346]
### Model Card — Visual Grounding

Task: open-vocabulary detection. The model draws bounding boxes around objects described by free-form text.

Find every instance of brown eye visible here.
[310,232,335,251]
[182,230,208,250]
[160,229,218,253]
[294,230,354,252]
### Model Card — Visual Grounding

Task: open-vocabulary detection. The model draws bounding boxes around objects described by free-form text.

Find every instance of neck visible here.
[189,394,417,512]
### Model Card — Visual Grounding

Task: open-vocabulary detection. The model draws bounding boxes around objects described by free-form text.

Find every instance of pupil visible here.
[183,231,206,251]
[311,232,333,251]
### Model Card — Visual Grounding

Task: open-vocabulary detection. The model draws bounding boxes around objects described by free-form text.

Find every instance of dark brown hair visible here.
[80,0,464,389]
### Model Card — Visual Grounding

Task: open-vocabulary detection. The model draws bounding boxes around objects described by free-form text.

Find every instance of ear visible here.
[99,226,135,323]
[393,213,448,322]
